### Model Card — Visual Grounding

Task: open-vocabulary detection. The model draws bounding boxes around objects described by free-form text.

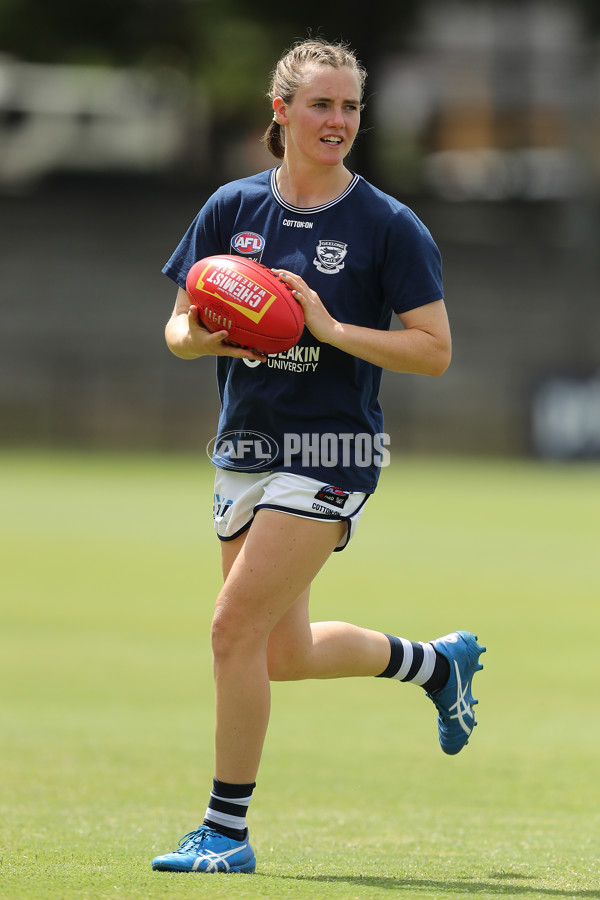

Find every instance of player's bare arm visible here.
[165,287,266,362]
[274,270,451,376]
[330,300,451,376]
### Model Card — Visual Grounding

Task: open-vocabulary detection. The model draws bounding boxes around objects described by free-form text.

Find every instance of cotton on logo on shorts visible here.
[207,430,279,469]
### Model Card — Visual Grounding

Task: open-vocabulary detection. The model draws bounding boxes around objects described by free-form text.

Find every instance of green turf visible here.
[1,450,599,900]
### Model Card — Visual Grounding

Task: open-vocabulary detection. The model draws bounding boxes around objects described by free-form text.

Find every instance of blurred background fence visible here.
[1,0,599,459]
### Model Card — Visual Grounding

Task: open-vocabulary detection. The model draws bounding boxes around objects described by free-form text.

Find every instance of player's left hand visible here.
[273,269,339,345]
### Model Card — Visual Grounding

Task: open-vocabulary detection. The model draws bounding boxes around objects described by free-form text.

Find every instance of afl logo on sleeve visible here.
[231,231,266,262]
[313,240,348,274]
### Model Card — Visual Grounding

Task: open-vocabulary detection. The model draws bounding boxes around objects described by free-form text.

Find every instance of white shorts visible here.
[213,469,369,552]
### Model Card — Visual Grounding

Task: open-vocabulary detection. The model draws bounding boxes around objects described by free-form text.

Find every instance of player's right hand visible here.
[187,304,266,361]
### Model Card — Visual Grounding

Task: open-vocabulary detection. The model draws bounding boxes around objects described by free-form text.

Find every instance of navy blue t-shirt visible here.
[163,168,443,493]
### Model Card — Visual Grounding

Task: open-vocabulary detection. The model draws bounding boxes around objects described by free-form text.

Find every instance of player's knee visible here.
[210,596,264,662]
[210,609,243,662]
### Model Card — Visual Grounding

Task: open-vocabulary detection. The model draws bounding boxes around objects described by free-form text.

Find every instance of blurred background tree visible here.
[0,0,424,180]
[2,0,598,184]
[1,0,599,457]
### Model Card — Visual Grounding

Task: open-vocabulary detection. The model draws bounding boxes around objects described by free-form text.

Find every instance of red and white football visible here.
[185,255,304,354]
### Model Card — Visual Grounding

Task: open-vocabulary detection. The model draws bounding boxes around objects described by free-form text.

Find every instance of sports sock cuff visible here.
[376,633,404,678]
[204,779,256,839]
[212,779,256,800]
[409,641,436,686]
[376,635,445,688]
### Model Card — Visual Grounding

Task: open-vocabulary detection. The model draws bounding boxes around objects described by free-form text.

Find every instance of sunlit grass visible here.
[1,450,599,900]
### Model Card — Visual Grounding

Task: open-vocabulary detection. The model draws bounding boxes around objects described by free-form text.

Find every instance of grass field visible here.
[1,449,599,900]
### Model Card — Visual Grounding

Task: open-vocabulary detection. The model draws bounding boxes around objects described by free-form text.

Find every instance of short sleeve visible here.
[161,190,230,289]
[381,207,443,315]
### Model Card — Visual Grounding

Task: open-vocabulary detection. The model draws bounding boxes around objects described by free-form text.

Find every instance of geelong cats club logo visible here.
[313,240,348,274]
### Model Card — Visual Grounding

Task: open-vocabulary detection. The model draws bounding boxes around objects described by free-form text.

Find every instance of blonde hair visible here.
[263,38,367,160]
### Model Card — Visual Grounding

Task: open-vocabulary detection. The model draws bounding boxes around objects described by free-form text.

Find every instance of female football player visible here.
[152,38,485,875]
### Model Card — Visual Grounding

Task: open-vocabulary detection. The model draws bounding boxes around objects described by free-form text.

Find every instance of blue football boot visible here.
[427,631,486,755]
[152,825,256,873]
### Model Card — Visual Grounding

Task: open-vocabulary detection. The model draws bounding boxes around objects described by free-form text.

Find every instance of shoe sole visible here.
[152,859,256,873]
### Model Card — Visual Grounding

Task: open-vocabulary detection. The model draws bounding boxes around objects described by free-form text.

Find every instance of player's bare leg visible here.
[220,520,483,757]
[220,528,391,685]
[153,510,484,874]
[265,593,391,680]
[212,509,346,784]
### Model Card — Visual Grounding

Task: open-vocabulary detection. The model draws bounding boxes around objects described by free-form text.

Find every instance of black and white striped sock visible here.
[376,634,450,692]
[203,778,255,841]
